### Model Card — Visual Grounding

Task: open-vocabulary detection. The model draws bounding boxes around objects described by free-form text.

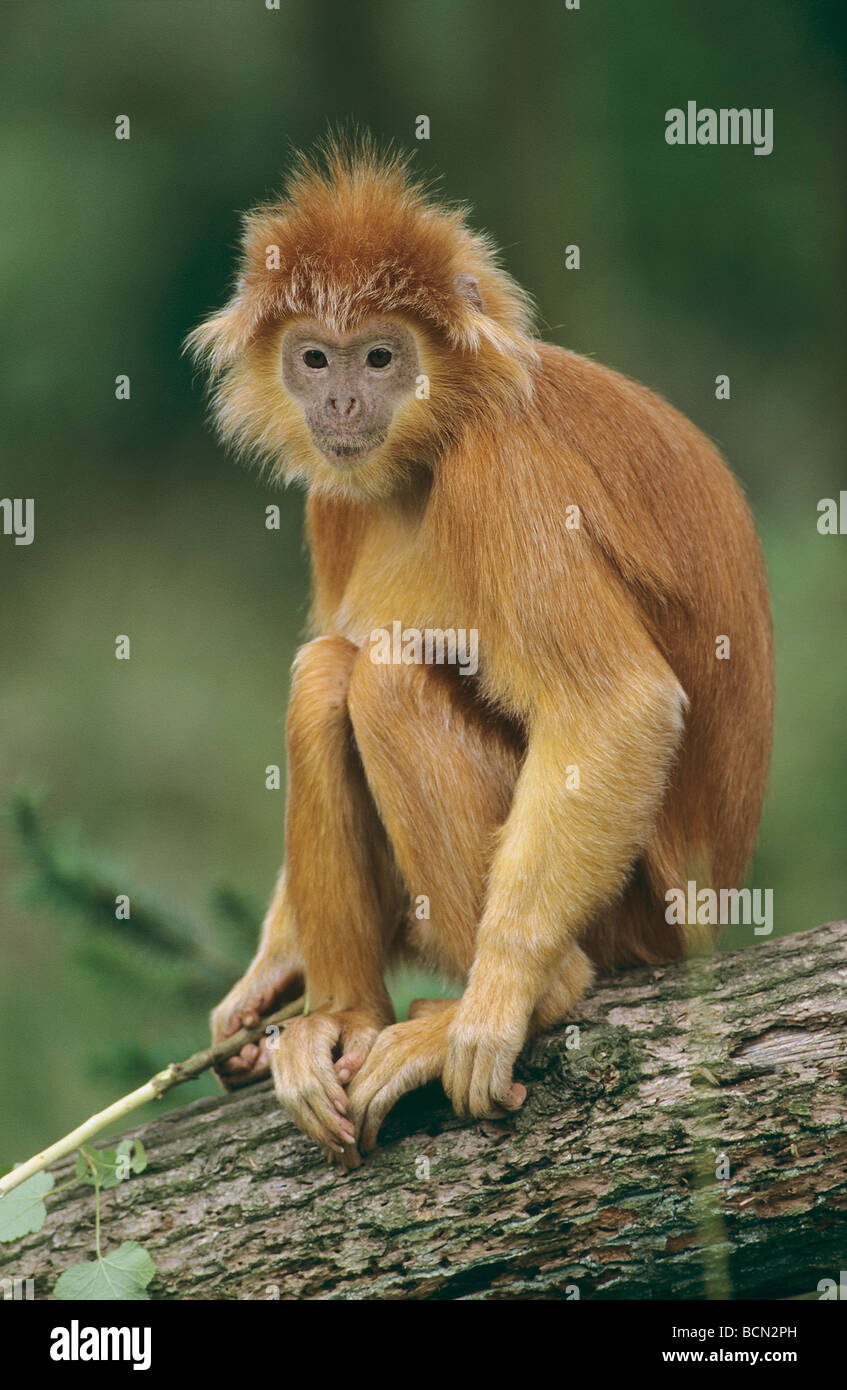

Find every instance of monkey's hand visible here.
[271,1008,388,1166]
[442,985,528,1120]
[210,957,303,1090]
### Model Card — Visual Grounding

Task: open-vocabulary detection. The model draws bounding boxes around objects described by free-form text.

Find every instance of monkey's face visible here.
[280,318,421,467]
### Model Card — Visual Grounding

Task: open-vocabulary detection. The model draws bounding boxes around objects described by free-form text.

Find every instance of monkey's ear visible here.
[454,273,485,312]
[184,287,259,379]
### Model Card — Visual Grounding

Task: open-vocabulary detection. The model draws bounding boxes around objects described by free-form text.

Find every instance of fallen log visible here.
[2,922,845,1300]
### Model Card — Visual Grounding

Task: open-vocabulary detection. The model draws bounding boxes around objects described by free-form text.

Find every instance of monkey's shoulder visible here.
[527,340,749,521]
[533,342,716,456]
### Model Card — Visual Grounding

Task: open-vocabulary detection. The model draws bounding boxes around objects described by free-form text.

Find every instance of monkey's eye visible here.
[302,349,328,369]
[367,347,392,369]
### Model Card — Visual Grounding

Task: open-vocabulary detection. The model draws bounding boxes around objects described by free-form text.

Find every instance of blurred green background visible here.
[1,0,844,1168]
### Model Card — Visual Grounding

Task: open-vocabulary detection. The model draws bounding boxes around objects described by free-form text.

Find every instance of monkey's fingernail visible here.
[336,1067,351,1082]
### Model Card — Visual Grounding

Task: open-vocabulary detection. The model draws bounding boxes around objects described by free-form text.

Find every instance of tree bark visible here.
[3,922,846,1300]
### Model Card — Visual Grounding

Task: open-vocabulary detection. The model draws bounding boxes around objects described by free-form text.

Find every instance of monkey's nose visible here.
[327,396,360,419]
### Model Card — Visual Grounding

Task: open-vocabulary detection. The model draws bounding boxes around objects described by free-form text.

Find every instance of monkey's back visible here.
[534,343,774,948]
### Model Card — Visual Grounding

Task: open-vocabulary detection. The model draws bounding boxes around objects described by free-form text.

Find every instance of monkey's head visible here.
[187,134,538,501]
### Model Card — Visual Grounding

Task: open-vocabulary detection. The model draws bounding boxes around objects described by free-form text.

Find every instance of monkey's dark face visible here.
[280,318,421,466]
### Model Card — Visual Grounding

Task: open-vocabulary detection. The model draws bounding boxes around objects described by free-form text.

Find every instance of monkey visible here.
[187,135,773,1167]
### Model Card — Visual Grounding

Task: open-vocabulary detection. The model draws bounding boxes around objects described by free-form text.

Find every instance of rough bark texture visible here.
[3,923,846,1300]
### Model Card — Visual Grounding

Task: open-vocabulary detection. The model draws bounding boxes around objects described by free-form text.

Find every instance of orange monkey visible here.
[188,136,773,1165]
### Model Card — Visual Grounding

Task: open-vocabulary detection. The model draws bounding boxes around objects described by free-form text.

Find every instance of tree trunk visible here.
[4,923,846,1300]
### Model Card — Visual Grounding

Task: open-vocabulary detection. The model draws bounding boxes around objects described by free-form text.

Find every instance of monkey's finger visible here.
[356,1084,401,1153]
[323,1142,362,1169]
[212,1001,262,1043]
[345,1072,382,1134]
[466,1052,497,1119]
[308,1022,356,1114]
[479,1081,525,1118]
[473,1050,525,1118]
[334,1053,363,1084]
[216,1054,247,1076]
[214,1041,271,1090]
[443,1047,473,1117]
[278,1054,352,1135]
[291,1088,357,1153]
[347,1062,402,1152]
[334,1022,380,1085]
[210,967,303,1047]
[334,1140,363,1170]
[217,1038,268,1073]
[300,1110,346,1157]
[346,1045,398,1139]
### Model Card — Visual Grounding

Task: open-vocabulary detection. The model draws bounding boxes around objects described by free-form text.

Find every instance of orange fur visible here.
[197,136,774,1162]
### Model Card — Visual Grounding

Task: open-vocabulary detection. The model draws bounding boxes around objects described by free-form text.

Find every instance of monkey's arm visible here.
[443,643,687,1117]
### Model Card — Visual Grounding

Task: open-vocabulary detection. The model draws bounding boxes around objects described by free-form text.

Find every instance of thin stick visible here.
[0,996,306,1199]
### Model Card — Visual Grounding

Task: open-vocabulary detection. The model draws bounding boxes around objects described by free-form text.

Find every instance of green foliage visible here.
[54,1242,156,1302]
[76,1139,147,1190]
[6,791,240,996]
[0,1172,54,1241]
[8,791,204,961]
[1,1136,154,1299]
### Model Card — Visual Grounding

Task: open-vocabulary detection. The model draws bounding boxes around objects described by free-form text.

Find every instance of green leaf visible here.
[75,1139,146,1189]
[0,1171,55,1241]
[54,1241,156,1301]
[76,1145,112,1187]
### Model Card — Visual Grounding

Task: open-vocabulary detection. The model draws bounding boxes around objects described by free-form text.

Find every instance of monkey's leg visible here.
[348,654,523,979]
[268,636,402,1161]
[344,655,594,1150]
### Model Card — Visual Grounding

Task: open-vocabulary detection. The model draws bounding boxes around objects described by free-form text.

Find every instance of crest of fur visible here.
[187,133,536,371]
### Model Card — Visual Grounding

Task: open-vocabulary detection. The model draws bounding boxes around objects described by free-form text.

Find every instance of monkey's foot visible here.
[210,959,303,1089]
[346,1010,458,1155]
[271,1008,387,1165]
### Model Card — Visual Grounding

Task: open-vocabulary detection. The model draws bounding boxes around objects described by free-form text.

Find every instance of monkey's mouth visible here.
[317,434,386,464]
